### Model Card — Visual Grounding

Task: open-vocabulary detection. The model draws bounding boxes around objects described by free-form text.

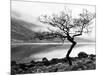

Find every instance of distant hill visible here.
[47,37,95,43]
[11,17,38,42]
[11,17,95,44]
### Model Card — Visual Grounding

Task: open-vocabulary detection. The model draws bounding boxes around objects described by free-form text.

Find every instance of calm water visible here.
[31,44,96,61]
[11,43,95,62]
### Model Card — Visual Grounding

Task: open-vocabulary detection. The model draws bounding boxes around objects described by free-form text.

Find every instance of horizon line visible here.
[11,42,96,46]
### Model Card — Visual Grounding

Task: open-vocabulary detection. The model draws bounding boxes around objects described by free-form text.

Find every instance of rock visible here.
[89,54,96,57]
[49,67,58,72]
[11,61,16,66]
[89,54,96,60]
[42,57,50,66]
[30,60,35,64]
[42,57,48,62]
[50,58,59,65]
[78,52,88,58]
[19,63,28,71]
[35,62,44,66]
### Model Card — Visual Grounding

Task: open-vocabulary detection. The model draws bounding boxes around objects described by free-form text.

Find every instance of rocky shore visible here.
[11,52,96,75]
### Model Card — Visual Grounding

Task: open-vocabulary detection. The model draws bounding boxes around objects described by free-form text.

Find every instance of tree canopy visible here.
[38,9,95,42]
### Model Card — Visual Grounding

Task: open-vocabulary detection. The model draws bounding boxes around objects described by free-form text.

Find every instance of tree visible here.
[38,9,95,65]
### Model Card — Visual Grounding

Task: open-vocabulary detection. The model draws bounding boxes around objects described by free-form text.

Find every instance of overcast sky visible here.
[11,0,96,41]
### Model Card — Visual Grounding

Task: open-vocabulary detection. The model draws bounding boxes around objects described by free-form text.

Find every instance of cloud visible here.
[11,10,22,18]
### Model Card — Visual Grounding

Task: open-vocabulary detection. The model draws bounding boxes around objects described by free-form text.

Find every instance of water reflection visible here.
[11,43,95,63]
[30,44,95,61]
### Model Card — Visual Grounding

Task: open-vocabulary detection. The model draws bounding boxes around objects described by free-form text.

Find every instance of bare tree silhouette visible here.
[37,9,95,65]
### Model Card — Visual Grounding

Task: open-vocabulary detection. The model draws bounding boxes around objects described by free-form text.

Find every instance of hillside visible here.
[11,17,38,42]
[11,17,95,44]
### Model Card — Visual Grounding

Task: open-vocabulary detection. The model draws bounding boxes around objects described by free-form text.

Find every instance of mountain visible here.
[11,17,95,44]
[47,37,95,43]
[11,17,38,43]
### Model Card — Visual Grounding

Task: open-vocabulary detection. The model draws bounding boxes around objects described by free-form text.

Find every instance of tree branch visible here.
[72,24,84,39]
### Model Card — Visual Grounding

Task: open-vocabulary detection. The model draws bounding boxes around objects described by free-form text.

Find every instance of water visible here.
[30,44,96,61]
[11,43,95,62]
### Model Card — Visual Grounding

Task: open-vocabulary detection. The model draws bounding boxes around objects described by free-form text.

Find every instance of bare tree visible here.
[38,9,95,65]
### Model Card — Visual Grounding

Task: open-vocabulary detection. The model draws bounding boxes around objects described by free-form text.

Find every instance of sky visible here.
[11,0,96,41]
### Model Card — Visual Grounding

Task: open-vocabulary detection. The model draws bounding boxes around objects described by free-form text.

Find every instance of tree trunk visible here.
[66,37,76,66]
